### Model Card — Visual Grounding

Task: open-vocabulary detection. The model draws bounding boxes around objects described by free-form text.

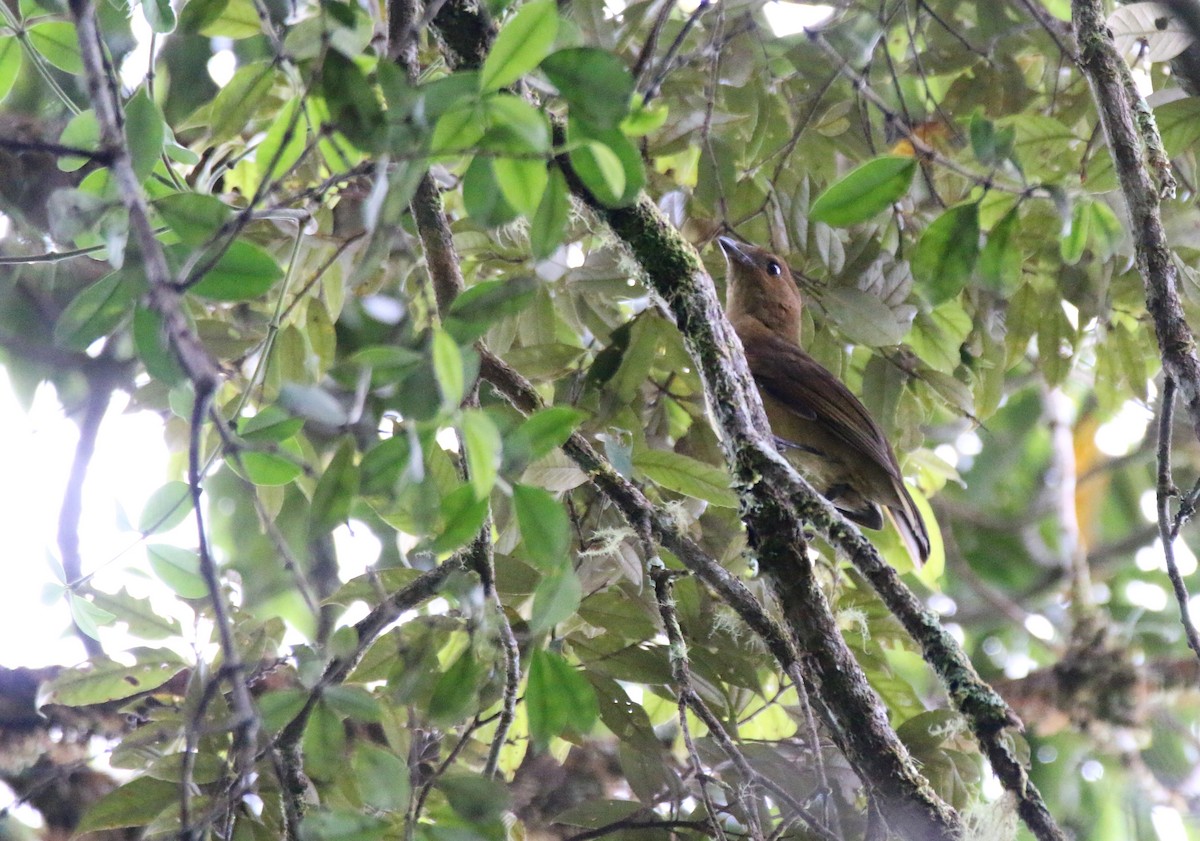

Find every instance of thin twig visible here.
[484,580,520,777]
[652,570,836,841]
[641,0,712,103]
[1155,377,1200,662]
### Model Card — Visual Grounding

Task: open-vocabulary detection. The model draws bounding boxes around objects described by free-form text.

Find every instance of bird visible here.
[717,236,930,566]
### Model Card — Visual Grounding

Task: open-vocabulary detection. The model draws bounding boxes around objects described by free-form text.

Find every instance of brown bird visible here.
[717,236,930,566]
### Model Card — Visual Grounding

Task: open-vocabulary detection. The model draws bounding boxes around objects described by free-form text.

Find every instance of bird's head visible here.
[717,236,804,343]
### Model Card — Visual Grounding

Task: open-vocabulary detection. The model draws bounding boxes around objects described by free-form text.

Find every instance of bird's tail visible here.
[885,485,930,568]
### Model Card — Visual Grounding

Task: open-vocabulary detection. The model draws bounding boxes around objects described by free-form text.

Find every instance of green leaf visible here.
[141,0,176,33]
[196,0,260,37]
[27,22,83,73]
[157,192,232,245]
[54,270,136,351]
[69,593,115,639]
[541,47,634,129]
[0,37,23,103]
[299,811,389,841]
[438,773,511,823]
[445,275,538,342]
[278,383,350,426]
[432,484,490,553]
[809,156,916,226]
[178,0,228,32]
[139,480,193,534]
[1061,200,1088,265]
[133,306,186,385]
[310,438,360,536]
[325,685,382,722]
[480,0,559,92]
[429,650,483,724]
[529,566,581,633]
[906,300,973,374]
[125,88,165,181]
[494,157,548,217]
[570,140,625,206]
[227,434,305,486]
[821,286,906,347]
[38,649,186,706]
[259,688,309,732]
[632,449,738,508]
[146,545,208,599]
[505,406,586,469]
[321,51,385,152]
[209,61,274,142]
[257,97,308,181]
[304,699,347,774]
[1089,200,1123,259]
[431,327,466,410]
[530,167,571,259]
[187,240,284,300]
[481,93,550,154]
[240,406,305,441]
[58,110,99,172]
[420,71,483,123]
[353,743,410,812]
[526,648,598,749]
[88,587,182,640]
[567,119,643,207]
[461,410,502,499]
[621,97,668,136]
[463,155,520,228]
[430,99,486,154]
[359,434,413,495]
[76,776,178,833]
[513,483,570,570]
[912,202,980,303]
[978,206,1022,290]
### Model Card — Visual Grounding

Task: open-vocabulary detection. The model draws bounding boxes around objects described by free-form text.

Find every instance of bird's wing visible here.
[740,326,902,478]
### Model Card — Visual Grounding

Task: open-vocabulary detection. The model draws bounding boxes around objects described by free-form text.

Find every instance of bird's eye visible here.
[766,260,782,277]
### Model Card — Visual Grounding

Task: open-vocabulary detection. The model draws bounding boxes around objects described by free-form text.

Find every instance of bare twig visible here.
[0,136,112,162]
[652,570,835,841]
[484,578,520,777]
[1155,377,1200,663]
[641,0,712,103]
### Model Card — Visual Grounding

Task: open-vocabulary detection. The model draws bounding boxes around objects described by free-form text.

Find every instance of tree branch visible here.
[1072,0,1200,444]
[1156,377,1200,663]
[68,0,257,829]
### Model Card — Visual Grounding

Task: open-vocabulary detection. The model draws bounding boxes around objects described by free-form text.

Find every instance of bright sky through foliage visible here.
[0,371,171,666]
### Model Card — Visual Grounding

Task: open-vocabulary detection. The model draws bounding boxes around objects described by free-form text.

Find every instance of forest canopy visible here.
[2,0,1200,839]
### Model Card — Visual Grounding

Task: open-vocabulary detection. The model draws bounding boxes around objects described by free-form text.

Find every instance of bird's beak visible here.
[716,236,753,268]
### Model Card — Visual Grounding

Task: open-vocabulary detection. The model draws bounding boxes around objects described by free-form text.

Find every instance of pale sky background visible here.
[0,369,173,666]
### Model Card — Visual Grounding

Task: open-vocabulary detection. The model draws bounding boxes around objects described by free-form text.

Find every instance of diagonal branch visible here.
[575,195,958,840]
[568,190,1066,840]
